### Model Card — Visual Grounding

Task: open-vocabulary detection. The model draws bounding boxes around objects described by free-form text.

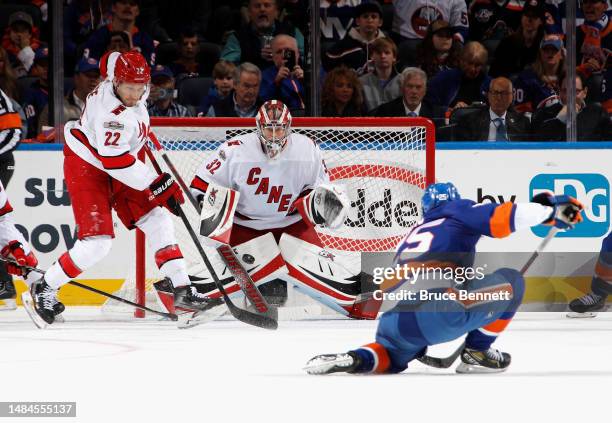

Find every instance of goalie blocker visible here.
[191,181,376,319]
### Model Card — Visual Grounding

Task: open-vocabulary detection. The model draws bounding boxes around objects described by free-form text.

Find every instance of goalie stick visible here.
[416,227,560,369]
[144,143,278,330]
[0,257,178,322]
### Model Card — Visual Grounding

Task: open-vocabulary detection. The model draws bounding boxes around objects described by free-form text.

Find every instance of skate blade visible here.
[54,314,65,323]
[566,311,599,318]
[303,354,354,375]
[20,292,48,329]
[177,303,228,329]
[455,362,508,374]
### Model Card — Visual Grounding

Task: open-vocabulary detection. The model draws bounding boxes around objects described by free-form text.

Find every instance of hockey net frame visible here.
[121,117,435,318]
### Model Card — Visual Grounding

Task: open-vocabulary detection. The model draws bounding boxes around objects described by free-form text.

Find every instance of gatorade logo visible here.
[530,174,610,237]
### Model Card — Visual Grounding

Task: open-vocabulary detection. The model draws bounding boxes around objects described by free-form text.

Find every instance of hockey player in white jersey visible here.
[189,100,375,319]
[23,50,212,327]
[0,181,41,310]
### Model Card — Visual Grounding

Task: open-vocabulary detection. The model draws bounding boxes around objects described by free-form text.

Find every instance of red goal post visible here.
[128,117,436,318]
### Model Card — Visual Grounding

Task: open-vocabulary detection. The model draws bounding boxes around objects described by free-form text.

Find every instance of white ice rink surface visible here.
[1,309,611,423]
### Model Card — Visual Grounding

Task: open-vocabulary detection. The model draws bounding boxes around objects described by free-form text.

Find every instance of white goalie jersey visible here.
[190,132,329,230]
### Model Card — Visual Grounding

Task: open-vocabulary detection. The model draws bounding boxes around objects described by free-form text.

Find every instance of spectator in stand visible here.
[0,47,19,102]
[324,1,386,75]
[168,29,212,79]
[513,35,565,115]
[323,1,385,75]
[489,1,546,78]
[1,11,42,78]
[105,31,132,54]
[320,0,364,45]
[38,58,102,129]
[138,0,213,43]
[207,62,263,117]
[374,67,444,125]
[467,0,524,42]
[425,41,490,112]
[21,47,49,139]
[260,35,305,115]
[64,0,114,74]
[416,19,462,79]
[576,0,612,112]
[359,38,401,113]
[321,66,364,116]
[197,60,235,116]
[83,0,154,62]
[532,74,612,141]
[220,0,304,71]
[391,0,468,44]
[454,77,530,142]
[147,65,192,117]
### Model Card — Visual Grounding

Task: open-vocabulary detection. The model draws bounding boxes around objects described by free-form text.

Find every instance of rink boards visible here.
[5,142,611,306]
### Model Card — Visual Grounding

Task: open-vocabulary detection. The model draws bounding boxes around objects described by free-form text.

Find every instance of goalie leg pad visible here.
[190,232,288,299]
[279,233,367,316]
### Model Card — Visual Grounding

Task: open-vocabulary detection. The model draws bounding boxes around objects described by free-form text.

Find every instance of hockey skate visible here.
[153,278,224,315]
[22,278,61,328]
[567,292,609,318]
[0,280,17,311]
[455,347,511,374]
[303,351,362,375]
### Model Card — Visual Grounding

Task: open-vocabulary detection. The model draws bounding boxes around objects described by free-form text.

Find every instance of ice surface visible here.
[1,309,610,423]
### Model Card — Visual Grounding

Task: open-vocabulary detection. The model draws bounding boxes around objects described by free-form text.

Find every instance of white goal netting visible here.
[103,117,435,319]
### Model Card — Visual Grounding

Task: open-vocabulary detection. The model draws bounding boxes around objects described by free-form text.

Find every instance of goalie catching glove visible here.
[532,192,583,230]
[149,172,184,216]
[1,241,38,276]
[299,183,350,229]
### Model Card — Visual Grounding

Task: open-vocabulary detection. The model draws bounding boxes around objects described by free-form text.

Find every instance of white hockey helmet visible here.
[255,100,292,160]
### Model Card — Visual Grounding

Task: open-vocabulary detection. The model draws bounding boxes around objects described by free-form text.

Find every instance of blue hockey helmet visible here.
[421,182,461,214]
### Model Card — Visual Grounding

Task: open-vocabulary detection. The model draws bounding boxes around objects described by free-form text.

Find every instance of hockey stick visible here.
[0,257,178,321]
[144,144,278,330]
[416,227,560,369]
[145,133,277,318]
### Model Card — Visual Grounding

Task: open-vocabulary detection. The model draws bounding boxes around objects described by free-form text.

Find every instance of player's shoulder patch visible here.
[111,104,126,115]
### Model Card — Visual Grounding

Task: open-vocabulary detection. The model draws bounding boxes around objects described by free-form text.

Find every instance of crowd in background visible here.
[1,0,612,144]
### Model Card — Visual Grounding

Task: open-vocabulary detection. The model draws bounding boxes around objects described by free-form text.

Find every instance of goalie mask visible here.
[256,100,292,160]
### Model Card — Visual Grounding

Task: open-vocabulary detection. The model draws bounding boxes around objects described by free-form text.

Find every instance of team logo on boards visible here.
[530,173,610,237]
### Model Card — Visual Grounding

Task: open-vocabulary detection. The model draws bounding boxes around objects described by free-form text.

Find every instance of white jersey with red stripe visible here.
[0,181,31,253]
[191,132,329,230]
[63,52,156,191]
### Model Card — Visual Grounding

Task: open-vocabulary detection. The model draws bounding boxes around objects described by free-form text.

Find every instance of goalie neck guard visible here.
[255,100,292,160]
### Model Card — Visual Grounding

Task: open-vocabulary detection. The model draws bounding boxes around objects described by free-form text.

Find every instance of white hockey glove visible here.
[305,183,350,229]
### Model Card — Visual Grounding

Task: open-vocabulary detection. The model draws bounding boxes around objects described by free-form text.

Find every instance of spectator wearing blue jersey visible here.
[83,0,154,62]
[513,35,565,115]
[425,41,490,112]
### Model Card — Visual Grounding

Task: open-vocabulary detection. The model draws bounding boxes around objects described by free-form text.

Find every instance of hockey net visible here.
[102,117,435,319]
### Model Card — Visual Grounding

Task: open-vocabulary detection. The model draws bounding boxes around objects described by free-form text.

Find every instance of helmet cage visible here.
[256,101,292,160]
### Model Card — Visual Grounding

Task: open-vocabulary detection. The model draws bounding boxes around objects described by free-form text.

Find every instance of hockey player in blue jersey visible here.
[304,182,583,375]
[568,230,611,317]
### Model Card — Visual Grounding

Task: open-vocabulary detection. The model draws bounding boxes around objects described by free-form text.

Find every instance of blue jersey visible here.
[396,199,517,268]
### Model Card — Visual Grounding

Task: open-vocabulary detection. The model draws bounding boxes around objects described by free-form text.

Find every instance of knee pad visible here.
[136,207,178,250]
[70,236,113,269]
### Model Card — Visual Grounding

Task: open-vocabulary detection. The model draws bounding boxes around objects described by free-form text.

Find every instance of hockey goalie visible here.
[188,100,375,319]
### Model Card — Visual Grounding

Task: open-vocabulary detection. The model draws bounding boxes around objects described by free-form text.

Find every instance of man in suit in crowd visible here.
[454,77,531,141]
[532,74,612,141]
[374,67,444,126]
